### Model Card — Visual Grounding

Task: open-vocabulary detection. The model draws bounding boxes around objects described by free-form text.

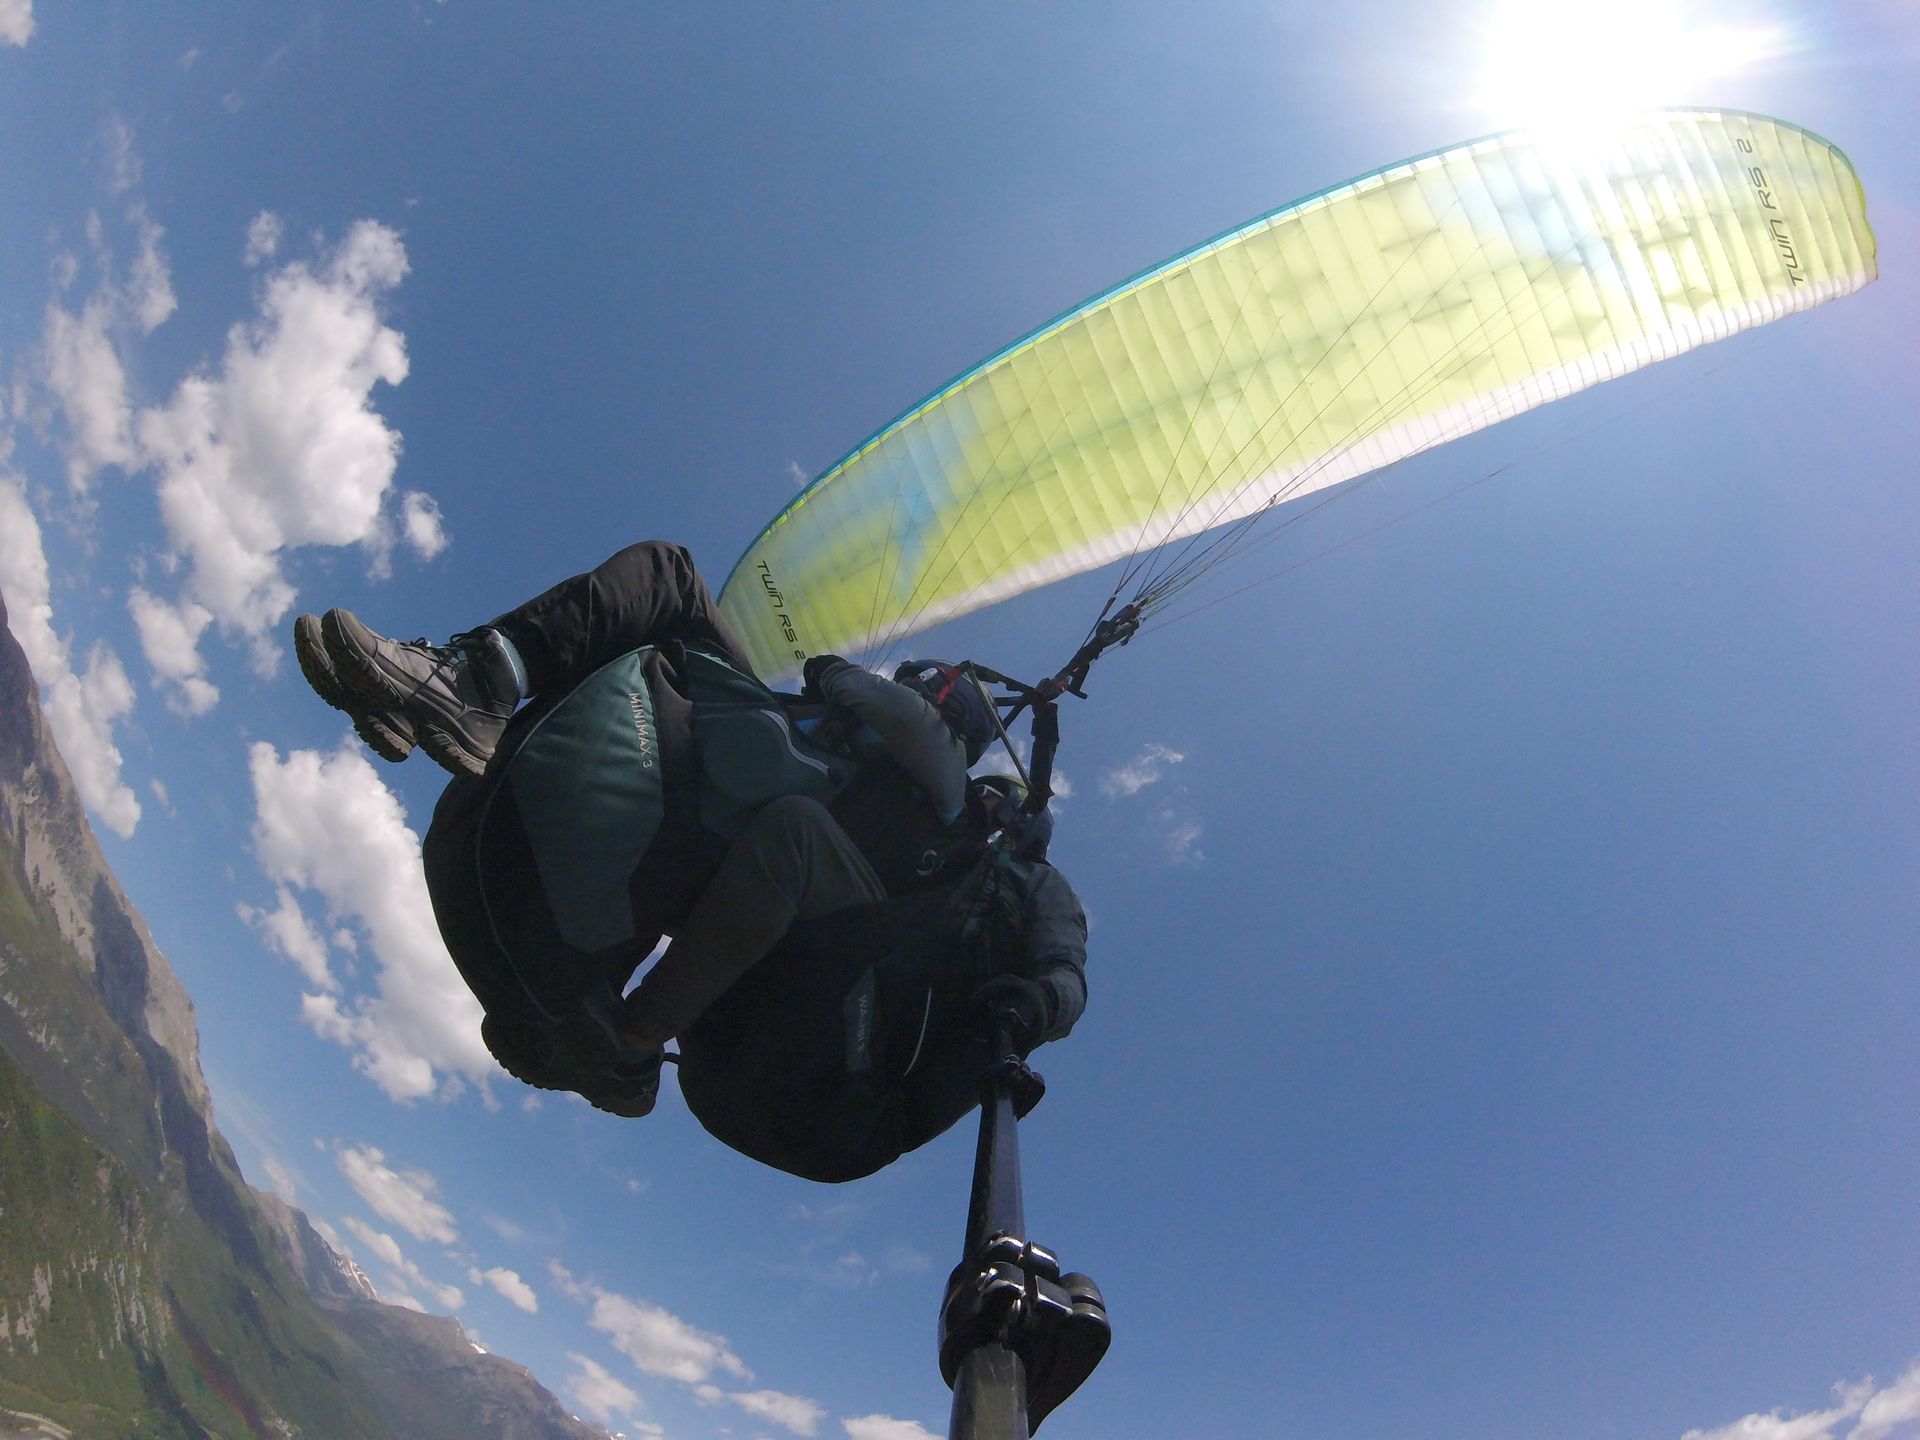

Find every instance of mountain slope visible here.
[0,593,609,1440]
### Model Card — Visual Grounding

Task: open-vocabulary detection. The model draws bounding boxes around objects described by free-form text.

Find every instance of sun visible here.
[1473,0,1790,132]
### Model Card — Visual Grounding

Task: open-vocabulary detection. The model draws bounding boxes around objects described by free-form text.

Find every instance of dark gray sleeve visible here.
[1017,862,1088,1042]
[816,661,970,821]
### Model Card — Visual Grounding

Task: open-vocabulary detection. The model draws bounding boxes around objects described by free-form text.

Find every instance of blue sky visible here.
[2,5,1916,1439]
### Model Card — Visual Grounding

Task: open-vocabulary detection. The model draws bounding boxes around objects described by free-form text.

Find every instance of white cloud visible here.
[341,1215,464,1312]
[1853,1363,1920,1440]
[245,211,284,267]
[724,1389,825,1436]
[128,207,177,334]
[844,1418,940,1440]
[1097,742,1204,863]
[1156,803,1206,866]
[135,220,425,681]
[1099,741,1184,798]
[0,0,34,47]
[238,883,335,990]
[566,1354,641,1426]
[336,1143,458,1244]
[104,116,140,196]
[468,1266,538,1313]
[1682,1364,1920,1440]
[128,587,219,715]
[34,213,169,491]
[39,657,141,837]
[547,1260,592,1303]
[589,1289,751,1386]
[398,490,448,560]
[0,475,63,674]
[42,294,138,488]
[0,470,142,835]
[247,740,492,1099]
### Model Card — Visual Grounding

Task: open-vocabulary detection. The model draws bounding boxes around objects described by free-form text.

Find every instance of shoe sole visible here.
[321,609,493,778]
[293,614,415,762]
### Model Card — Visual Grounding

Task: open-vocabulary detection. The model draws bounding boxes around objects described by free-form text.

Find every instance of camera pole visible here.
[939,1020,1109,1439]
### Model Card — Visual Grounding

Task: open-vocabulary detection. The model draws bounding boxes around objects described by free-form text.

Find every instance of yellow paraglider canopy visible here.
[717,109,1876,680]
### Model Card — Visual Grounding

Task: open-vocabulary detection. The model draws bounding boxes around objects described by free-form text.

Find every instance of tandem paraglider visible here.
[294,107,1874,1435]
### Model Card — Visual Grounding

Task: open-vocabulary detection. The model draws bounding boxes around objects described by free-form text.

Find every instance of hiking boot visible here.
[293,613,415,762]
[319,610,520,777]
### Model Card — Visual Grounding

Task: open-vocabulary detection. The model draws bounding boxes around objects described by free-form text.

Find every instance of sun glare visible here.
[1474,0,1790,132]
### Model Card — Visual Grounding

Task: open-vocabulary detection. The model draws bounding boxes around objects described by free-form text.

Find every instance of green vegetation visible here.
[1,661,604,1439]
[0,832,387,1438]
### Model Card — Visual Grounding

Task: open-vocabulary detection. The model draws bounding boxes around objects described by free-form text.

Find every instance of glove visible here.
[483,1013,663,1118]
[972,974,1053,1050]
[801,653,849,702]
[578,1046,664,1119]
[481,1016,574,1092]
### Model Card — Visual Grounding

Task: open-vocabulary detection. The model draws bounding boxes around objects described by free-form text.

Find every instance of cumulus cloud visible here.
[0,470,72,676]
[1854,1365,1920,1440]
[0,472,142,836]
[29,127,174,490]
[589,1289,751,1386]
[340,1215,464,1311]
[336,1143,458,1244]
[468,1266,538,1313]
[0,0,33,47]
[556,1264,827,1427]
[237,884,334,989]
[1099,741,1184,798]
[136,220,432,680]
[41,648,142,840]
[843,1419,940,1440]
[128,587,219,715]
[246,740,491,1099]
[398,490,448,560]
[721,1388,825,1435]
[41,292,139,487]
[1682,1363,1920,1440]
[566,1355,641,1427]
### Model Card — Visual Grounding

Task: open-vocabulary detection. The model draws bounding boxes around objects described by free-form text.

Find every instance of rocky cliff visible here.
[0,591,610,1440]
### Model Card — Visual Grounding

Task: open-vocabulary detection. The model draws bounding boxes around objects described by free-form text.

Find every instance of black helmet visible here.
[893,659,996,764]
[972,775,1054,861]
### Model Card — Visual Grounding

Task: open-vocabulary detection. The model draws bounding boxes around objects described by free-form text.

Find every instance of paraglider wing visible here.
[717,110,1875,681]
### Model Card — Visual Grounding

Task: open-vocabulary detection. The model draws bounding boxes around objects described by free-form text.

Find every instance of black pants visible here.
[484,540,753,695]
[624,794,888,1045]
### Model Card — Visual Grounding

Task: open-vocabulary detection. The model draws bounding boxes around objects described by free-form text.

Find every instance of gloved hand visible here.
[481,1016,574,1092]
[615,992,678,1052]
[972,974,1053,1050]
[578,1046,664,1119]
[801,653,850,702]
[482,1013,663,1118]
